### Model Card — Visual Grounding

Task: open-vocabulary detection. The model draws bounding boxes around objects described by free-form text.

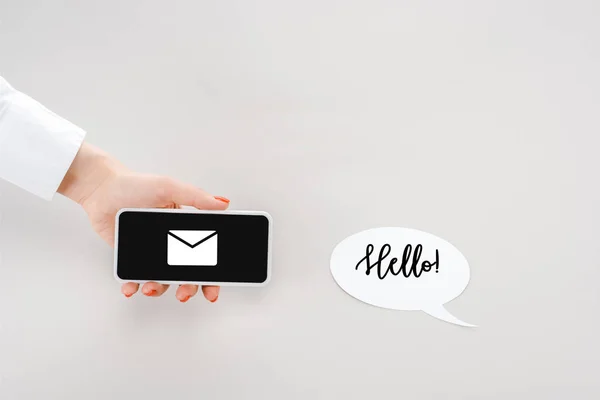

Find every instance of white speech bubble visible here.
[330,227,475,327]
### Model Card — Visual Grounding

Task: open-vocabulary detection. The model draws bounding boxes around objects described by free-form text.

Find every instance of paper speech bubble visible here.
[330,227,475,327]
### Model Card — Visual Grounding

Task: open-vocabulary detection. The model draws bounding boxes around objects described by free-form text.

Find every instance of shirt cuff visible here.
[0,82,86,201]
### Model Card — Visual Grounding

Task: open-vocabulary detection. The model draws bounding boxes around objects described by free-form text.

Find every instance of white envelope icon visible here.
[167,230,218,266]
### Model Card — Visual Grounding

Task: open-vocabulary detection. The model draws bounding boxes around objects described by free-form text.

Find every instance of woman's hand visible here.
[58,142,229,302]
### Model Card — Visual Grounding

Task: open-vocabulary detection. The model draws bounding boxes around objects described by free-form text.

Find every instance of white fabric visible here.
[0,76,86,200]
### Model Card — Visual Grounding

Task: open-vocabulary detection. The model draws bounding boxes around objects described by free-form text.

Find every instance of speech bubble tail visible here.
[422,305,477,328]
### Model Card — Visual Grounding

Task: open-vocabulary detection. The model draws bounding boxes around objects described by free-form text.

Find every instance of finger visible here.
[165,179,230,210]
[122,282,139,298]
[201,285,220,303]
[175,285,200,303]
[142,282,170,297]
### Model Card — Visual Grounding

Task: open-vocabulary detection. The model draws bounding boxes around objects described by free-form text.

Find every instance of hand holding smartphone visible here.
[114,209,272,286]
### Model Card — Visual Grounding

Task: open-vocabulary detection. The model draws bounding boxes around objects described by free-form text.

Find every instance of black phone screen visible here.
[115,209,271,284]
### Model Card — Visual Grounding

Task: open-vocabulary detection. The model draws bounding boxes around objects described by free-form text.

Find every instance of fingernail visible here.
[145,289,157,296]
[180,295,191,303]
[214,196,230,204]
[124,293,133,298]
[210,295,219,303]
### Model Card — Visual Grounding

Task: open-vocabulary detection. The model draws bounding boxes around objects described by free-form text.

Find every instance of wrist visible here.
[58,142,126,206]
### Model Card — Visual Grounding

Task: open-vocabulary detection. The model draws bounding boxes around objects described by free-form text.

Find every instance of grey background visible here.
[0,1,599,398]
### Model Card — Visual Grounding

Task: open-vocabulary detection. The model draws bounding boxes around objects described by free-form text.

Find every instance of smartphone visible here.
[114,208,272,286]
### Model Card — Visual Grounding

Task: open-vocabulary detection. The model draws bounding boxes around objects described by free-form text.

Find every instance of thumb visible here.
[166,179,230,210]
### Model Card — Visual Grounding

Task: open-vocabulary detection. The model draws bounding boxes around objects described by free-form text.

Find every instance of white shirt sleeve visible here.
[0,76,86,201]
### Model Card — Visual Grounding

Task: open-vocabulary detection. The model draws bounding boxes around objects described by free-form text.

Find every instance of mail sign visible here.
[114,209,272,286]
[167,230,218,266]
